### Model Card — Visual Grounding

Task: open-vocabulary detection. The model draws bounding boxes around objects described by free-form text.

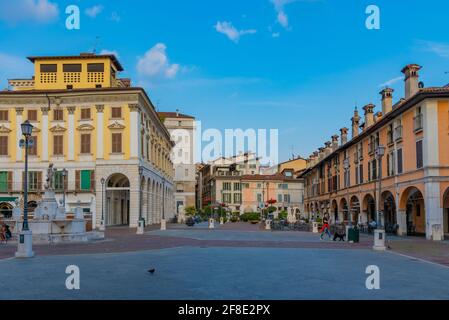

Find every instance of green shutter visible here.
[80,170,91,190]
[0,172,8,192]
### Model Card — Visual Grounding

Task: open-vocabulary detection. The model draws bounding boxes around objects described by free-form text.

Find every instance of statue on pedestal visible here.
[44,163,57,191]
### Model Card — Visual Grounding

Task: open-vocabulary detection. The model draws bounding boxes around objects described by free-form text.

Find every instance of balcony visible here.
[414,114,423,132]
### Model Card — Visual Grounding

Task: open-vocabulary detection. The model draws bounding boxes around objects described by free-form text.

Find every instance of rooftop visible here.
[26,53,124,71]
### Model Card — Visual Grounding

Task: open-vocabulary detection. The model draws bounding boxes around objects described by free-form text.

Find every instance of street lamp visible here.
[137,167,144,234]
[16,120,34,258]
[343,158,350,226]
[373,144,387,251]
[62,168,68,209]
[100,177,105,231]
[161,176,166,230]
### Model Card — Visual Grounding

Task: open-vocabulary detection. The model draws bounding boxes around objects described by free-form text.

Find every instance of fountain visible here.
[13,163,90,243]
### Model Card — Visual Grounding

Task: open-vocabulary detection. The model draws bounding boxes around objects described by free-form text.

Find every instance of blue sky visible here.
[0,0,449,164]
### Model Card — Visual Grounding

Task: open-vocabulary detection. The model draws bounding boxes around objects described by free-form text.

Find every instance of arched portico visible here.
[443,188,449,237]
[400,187,425,236]
[331,199,338,223]
[350,195,360,225]
[362,194,376,224]
[105,173,130,226]
[339,198,348,222]
[382,191,397,232]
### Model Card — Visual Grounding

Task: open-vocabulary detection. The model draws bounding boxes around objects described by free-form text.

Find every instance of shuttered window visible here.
[80,108,91,120]
[29,136,38,156]
[111,107,122,119]
[27,110,37,121]
[397,148,403,174]
[53,109,64,121]
[0,110,8,121]
[53,135,63,155]
[26,171,42,192]
[0,172,8,192]
[80,134,91,154]
[40,64,57,72]
[111,133,122,153]
[416,140,423,169]
[76,170,95,191]
[0,136,7,155]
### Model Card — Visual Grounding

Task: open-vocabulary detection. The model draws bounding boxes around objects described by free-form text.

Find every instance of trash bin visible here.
[348,227,359,243]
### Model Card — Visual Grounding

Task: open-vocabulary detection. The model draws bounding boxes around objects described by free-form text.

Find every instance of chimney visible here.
[363,104,375,128]
[331,135,339,150]
[380,87,394,114]
[351,108,360,138]
[324,141,332,155]
[176,108,180,117]
[374,111,383,123]
[318,148,325,160]
[401,64,422,99]
[340,127,348,145]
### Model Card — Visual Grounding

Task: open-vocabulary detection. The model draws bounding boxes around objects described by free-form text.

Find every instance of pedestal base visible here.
[137,219,145,234]
[265,219,272,230]
[209,218,215,229]
[220,217,224,225]
[99,219,105,231]
[373,229,386,251]
[15,230,34,258]
[160,219,166,231]
[312,222,319,233]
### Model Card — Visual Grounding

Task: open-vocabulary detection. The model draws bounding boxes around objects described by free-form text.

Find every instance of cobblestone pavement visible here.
[1,222,448,268]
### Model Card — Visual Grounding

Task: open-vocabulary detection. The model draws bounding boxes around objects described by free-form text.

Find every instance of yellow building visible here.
[301,64,449,241]
[0,53,175,229]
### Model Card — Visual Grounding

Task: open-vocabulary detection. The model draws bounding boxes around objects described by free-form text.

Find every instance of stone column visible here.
[425,182,444,240]
[41,107,49,161]
[129,104,141,159]
[397,209,407,236]
[15,107,23,162]
[96,105,104,159]
[67,106,76,160]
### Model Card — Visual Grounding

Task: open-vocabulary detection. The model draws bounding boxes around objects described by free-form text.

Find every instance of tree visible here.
[184,206,196,216]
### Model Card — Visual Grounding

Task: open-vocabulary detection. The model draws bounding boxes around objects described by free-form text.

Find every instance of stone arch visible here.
[362,193,376,223]
[0,202,13,218]
[105,173,130,226]
[350,195,361,224]
[443,187,449,236]
[339,198,348,221]
[381,190,397,228]
[146,178,151,224]
[400,186,425,235]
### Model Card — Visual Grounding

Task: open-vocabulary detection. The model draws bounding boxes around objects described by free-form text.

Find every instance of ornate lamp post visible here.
[100,177,106,231]
[16,120,34,258]
[160,176,166,230]
[373,145,386,250]
[137,167,145,234]
[62,168,68,209]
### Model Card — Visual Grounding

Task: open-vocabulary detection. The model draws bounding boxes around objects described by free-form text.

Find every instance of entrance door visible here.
[445,208,449,235]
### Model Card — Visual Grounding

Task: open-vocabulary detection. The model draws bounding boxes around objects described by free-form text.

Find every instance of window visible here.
[223,182,231,191]
[54,171,64,191]
[397,148,403,174]
[76,170,94,191]
[277,194,283,203]
[234,193,242,204]
[53,135,63,155]
[416,140,423,169]
[257,193,262,203]
[27,171,41,191]
[63,64,82,72]
[80,134,91,154]
[359,164,364,183]
[284,194,291,203]
[53,109,63,121]
[27,110,37,121]
[222,193,231,203]
[395,119,403,141]
[185,169,189,177]
[29,136,38,156]
[80,108,91,120]
[0,110,8,121]
[0,136,7,155]
[387,151,395,177]
[234,183,241,191]
[278,183,288,189]
[111,107,122,119]
[40,64,57,72]
[414,106,423,132]
[111,133,122,153]
[0,172,9,192]
[387,124,394,144]
[87,63,104,72]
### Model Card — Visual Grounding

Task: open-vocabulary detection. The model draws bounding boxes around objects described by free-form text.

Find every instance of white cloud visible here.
[0,0,59,24]
[378,76,403,88]
[137,43,180,79]
[100,49,120,58]
[418,40,449,58]
[85,5,104,18]
[214,21,257,43]
[271,0,296,29]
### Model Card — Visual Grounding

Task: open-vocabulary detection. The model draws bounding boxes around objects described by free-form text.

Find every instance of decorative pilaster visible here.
[15,107,23,162]
[96,105,104,159]
[67,106,76,160]
[129,104,141,159]
[41,107,49,161]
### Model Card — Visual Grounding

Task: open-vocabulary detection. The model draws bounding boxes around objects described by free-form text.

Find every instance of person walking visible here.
[320,220,332,240]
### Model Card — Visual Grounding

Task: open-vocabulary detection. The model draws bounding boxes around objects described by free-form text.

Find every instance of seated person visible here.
[4,225,11,240]
[333,223,346,241]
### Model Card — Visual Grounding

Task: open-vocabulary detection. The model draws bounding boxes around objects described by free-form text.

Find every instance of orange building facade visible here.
[301,64,449,241]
